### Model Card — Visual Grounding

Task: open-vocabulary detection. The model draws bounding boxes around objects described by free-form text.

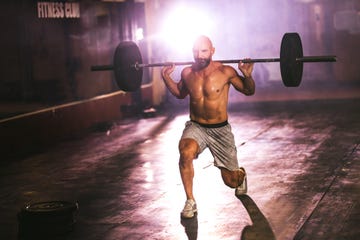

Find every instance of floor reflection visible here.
[180,195,275,240]
[237,195,276,240]
[181,213,198,240]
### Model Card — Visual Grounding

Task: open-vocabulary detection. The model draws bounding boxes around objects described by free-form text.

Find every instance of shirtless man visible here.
[161,35,255,218]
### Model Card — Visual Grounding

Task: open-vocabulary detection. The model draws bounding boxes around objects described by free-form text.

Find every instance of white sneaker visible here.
[181,199,197,218]
[235,167,247,196]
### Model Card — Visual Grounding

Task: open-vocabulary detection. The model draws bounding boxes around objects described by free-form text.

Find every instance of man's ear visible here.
[212,47,215,56]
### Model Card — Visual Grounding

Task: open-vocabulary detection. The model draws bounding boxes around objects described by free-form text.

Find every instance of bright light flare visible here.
[160,5,214,57]
[136,27,144,41]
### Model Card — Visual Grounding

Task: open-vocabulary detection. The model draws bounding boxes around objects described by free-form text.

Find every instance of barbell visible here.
[91,32,336,91]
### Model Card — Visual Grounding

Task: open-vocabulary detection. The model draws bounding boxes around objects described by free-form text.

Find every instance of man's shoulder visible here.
[182,66,193,73]
[181,66,193,78]
[216,63,236,75]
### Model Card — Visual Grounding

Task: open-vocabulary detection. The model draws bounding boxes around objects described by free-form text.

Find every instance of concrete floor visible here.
[0,98,359,240]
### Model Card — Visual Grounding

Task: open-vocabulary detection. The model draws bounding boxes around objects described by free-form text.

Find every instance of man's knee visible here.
[179,148,196,161]
[179,139,199,165]
[220,168,238,188]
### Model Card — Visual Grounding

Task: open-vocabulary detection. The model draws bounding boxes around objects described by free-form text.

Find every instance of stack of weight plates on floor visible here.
[17,201,78,239]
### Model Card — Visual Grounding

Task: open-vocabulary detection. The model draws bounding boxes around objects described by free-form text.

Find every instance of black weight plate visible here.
[280,33,303,87]
[114,41,143,91]
[20,201,78,215]
[18,201,78,238]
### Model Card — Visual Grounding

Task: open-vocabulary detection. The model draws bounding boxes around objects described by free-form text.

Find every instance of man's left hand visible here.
[238,59,254,78]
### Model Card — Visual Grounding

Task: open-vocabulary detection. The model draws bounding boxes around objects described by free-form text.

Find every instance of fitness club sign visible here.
[37,2,80,18]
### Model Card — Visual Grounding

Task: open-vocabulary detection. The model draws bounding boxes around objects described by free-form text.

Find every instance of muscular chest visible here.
[187,72,228,99]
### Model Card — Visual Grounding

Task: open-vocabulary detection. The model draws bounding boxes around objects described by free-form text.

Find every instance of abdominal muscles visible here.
[189,93,228,124]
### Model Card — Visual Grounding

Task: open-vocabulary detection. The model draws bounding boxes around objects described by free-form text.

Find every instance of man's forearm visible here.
[241,75,255,95]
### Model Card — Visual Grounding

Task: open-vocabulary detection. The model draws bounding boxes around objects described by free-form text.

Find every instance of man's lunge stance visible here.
[161,36,255,218]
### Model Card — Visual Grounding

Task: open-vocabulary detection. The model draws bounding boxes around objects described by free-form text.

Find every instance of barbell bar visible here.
[132,56,337,68]
[91,55,335,71]
[91,32,336,91]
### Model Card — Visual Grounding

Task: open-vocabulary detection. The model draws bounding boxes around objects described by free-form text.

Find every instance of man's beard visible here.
[193,58,211,70]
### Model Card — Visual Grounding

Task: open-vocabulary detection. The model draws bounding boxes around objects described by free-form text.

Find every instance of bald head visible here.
[192,35,215,70]
[193,35,213,50]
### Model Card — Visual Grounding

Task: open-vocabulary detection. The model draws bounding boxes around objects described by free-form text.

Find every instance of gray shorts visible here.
[180,120,239,171]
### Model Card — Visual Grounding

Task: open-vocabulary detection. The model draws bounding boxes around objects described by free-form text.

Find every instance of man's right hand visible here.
[161,64,175,79]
